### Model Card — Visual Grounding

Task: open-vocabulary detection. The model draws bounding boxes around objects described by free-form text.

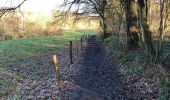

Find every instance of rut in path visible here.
[61,36,140,100]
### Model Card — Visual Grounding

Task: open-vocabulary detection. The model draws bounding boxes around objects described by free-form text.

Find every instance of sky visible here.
[0,0,64,14]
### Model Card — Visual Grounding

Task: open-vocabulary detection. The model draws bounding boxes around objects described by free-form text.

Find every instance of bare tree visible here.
[60,0,110,38]
[156,0,170,62]
[137,0,156,57]
[0,0,27,17]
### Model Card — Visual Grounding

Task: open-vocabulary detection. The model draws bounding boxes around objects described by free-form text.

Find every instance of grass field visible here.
[0,30,95,67]
[0,29,96,97]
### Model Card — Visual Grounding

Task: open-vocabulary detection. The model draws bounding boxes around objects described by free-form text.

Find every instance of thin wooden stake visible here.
[53,55,60,91]
[70,41,73,64]
[76,38,79,55]
[81,37,83,50]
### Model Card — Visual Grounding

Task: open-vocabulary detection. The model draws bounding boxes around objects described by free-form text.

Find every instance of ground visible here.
[1,35,146,100]
[59,36,141,100]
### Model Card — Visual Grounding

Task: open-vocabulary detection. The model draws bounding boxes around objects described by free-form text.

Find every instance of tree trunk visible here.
[102,0,108,39]
[125,0,139,50]
[138,0,156,56]
[157,0,169,62]
[103,17,108,38]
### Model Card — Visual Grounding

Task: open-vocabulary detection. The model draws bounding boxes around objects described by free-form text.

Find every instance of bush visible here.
[0,32,13,41]
[0,33,4,41]
[4,33,13,40]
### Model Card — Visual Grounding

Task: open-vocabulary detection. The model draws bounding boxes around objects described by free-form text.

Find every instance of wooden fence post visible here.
[81,37,83,50]
[70,41,73,64]
[53,55,60,91]
[76,39,79,55]
[86,34,88,40]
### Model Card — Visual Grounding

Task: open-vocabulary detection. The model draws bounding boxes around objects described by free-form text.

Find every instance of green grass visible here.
[0,29,96,67]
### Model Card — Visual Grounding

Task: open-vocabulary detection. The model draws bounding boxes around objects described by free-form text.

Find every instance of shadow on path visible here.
[71,36,139,100]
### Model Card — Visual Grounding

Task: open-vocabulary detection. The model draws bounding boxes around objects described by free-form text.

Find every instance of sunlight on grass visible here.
[0,30,96,68]
[0,29,97,97]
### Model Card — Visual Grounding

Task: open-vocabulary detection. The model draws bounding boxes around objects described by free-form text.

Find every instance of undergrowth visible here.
[158,76,170,100]
[103,37,170,99]
[103,37,149,76]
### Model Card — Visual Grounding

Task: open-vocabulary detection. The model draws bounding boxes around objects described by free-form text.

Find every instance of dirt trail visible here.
[59,36,140,100]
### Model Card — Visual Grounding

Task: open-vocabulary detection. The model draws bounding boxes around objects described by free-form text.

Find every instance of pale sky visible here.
[0,0,64,14]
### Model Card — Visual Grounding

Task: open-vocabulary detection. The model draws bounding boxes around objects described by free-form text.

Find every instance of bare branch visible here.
[0,0,27,17]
